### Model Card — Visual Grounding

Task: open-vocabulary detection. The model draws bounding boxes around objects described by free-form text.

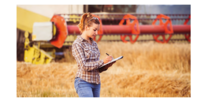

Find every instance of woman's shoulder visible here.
[72,36,81,44]
[72,38,84,48]
[72,39,78,45]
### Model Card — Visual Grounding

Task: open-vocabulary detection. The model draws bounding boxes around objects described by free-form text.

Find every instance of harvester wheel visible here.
[153,34,172,43]
[184,34,191,42]
[152,14,173,43]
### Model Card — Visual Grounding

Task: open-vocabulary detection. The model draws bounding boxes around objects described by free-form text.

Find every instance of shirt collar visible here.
[78,35,94,43]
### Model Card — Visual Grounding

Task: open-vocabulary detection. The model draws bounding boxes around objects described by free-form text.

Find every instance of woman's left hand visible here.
[99,61,116,73]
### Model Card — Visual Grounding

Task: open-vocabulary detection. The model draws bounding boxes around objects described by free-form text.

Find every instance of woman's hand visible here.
[105,61,116,68]
[99,61,116,73]
[103,56,113,64]
[99,56,115,73]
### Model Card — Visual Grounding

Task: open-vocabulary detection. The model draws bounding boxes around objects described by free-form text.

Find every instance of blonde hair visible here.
[77,12,100,33]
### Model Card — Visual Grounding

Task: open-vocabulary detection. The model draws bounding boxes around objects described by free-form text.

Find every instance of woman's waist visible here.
[75,72,101,84]
[76,69,100,76]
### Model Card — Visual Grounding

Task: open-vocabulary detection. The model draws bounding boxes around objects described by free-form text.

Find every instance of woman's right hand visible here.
[103,56,113,64]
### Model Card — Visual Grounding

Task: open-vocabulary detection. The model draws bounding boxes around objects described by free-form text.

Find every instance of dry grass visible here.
[17,41,191,97]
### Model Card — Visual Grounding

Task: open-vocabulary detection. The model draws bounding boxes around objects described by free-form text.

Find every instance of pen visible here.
[106,53,114,59]
[106,53,109,56]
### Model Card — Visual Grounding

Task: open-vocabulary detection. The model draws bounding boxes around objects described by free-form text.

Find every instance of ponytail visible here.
[78,13,87,33]
[77,12,99,33]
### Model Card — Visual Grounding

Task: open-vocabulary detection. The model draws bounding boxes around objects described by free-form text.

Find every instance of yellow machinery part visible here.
[17,6,50,33]
[24,46,35,63]
[24,31,53,64]
[24,45,53,64]
[17,6,53,64]
[53,24,56,36]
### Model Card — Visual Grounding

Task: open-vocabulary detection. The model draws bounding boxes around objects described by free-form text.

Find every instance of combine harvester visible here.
[62,13,190,43]
[17,6,191,64]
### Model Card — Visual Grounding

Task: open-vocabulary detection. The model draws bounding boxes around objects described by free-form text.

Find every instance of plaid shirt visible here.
[72,36,104,84]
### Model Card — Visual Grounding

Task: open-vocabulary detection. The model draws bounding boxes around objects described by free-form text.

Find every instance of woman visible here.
[72,12,115,97]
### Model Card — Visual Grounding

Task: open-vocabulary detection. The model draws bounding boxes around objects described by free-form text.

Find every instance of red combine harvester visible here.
[57,13,190,44]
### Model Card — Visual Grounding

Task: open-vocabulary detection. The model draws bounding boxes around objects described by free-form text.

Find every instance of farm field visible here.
[17,41,190,97]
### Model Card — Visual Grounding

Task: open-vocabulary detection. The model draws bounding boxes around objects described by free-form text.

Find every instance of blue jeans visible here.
[74,77,101,97]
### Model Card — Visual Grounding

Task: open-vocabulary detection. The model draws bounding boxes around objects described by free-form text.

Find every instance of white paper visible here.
[99,56,123,68]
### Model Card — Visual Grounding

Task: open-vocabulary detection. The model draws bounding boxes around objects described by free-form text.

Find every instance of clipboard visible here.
[99,56,123,68]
